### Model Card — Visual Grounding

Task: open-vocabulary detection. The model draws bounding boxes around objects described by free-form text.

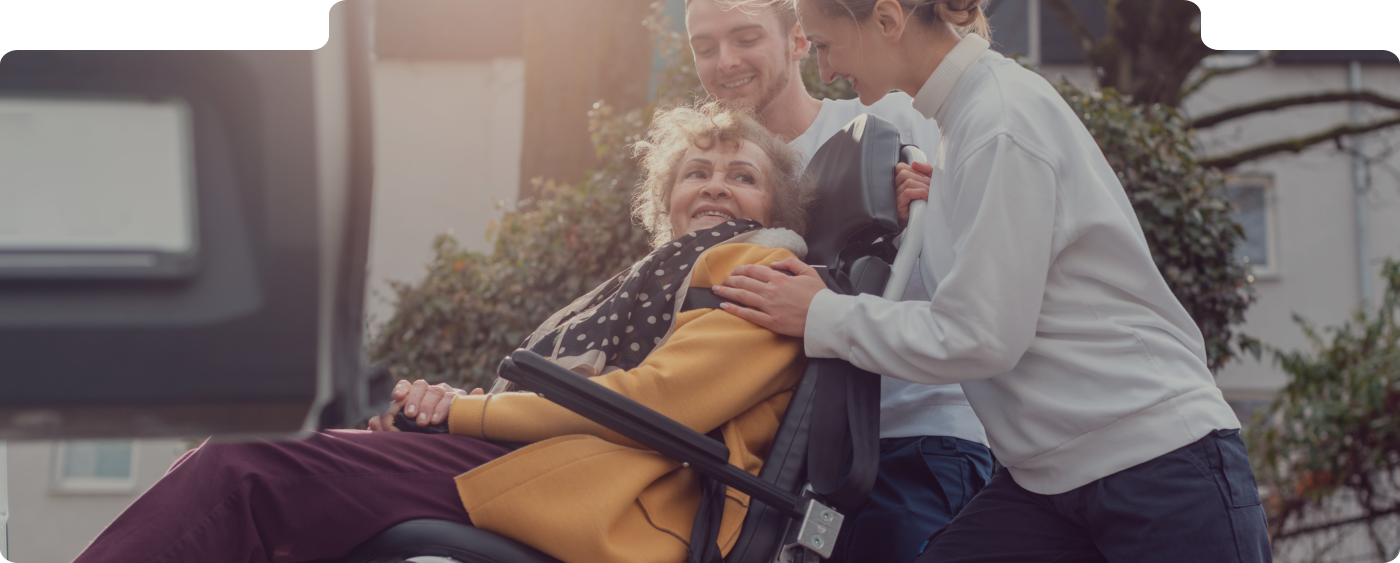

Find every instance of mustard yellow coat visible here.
[446,243,806,563]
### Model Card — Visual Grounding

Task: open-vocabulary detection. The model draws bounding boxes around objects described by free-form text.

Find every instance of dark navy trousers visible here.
[833,436,994,563]
[917,429,1272,563]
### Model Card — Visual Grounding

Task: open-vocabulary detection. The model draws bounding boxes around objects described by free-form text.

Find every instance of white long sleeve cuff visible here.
[804,288,852,360]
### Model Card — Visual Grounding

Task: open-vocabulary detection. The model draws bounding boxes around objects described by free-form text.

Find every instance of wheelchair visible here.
[333,113,927,563]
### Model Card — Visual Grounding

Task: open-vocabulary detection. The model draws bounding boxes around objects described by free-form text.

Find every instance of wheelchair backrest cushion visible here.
[801,114,902,273]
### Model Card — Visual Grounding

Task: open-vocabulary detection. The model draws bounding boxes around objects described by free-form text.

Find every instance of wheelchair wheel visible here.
[335,519,563,563]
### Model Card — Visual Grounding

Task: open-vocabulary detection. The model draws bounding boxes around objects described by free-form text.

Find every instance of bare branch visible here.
[1366,519,1389,562]
[1200,115,1400,169]
[1376,159,1400,185]
[1101,0,1127,92]
[1191,90,1400,129]
[1178,51,1277,102]
[1045,0,1099,58]
[1272,504,1400,541]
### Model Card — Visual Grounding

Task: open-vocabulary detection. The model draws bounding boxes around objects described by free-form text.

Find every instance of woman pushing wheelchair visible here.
[714,1,1272,562]
[73,102,815,563]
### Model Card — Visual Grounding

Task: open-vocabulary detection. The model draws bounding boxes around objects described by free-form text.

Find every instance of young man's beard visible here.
[754,68,790,118]
[721,67,790,122]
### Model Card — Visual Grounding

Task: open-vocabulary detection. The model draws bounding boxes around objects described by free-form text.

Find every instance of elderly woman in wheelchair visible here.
[72,102,819,563]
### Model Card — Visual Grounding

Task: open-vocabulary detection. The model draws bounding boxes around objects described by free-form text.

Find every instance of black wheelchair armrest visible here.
[498,350,807,519]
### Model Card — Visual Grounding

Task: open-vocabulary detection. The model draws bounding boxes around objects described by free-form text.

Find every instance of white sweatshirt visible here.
[804,34,1240,495]
[790,95,987,447]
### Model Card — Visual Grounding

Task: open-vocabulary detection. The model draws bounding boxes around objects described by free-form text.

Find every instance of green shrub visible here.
[1246,259,1400,554]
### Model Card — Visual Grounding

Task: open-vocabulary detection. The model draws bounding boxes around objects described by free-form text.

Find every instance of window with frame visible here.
[51,440,138,494]
[987,0,1067,66]
[1201,50,1270,71]
[1226,175,1279,278]
[1225,398,1272,427]
[985,0,1035,63]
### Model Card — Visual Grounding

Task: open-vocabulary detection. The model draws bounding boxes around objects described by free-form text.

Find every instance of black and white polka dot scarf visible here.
[503,219,762,386]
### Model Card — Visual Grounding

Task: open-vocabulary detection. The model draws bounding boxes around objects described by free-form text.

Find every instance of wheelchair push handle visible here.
[900,144,928,166]
[392,412,450,433]
[884,145,930,301]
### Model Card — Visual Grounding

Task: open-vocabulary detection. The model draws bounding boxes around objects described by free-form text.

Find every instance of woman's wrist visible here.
[447,393,490,439]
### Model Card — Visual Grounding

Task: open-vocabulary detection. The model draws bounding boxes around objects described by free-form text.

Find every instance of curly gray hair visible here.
[631,102,811,247]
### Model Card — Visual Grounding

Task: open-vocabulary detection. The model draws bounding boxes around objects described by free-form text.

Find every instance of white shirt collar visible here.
[910,33,991,120]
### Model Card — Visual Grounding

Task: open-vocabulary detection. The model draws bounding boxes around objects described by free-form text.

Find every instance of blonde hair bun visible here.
[929,0,984,29]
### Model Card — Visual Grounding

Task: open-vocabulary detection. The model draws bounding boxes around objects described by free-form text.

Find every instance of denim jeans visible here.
[833,435,994,563]
[917,429,1272,563]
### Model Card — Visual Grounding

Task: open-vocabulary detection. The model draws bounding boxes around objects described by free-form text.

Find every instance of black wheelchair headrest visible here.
[802,114,902,273]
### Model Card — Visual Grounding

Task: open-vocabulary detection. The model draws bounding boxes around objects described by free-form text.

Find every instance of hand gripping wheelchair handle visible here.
[884,144,930,301]
[497,350,809,520]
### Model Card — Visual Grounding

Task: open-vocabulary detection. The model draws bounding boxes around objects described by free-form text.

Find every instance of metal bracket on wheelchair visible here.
[775,498,843,562]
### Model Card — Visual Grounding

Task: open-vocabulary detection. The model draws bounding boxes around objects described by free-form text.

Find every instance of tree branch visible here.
[1191,90,1400,129]
[1178,51,1277,102]
[1272,504,1400,541]
[1200,115,1400,169]
[1045,0,1099,58]
[1102,0,1127,92]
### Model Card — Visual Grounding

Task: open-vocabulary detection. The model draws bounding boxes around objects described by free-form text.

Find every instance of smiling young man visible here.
[684,2,990,562]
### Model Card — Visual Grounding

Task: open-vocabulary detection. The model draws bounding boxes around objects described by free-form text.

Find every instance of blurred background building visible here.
[2,0,1396,561]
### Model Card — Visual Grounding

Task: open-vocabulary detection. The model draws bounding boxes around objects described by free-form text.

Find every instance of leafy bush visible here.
[799,55,855,102]
[367,178,653,389]
[1246,259,1400,559]
[1058,82,1257,371]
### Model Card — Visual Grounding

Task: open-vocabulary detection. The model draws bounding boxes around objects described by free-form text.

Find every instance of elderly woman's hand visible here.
[367,379,483,431]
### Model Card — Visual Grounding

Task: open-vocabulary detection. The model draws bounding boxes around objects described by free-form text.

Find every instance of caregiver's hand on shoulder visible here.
[367,379,482,431]
[894,161,933,225]
[714,257,826,337]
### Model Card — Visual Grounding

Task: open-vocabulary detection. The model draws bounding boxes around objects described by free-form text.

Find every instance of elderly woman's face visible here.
[668,140,775,239]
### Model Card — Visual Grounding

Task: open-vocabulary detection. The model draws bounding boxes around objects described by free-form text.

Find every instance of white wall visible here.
[1,441,8,561]
[5,440,188,563]
[365,58,526,331]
